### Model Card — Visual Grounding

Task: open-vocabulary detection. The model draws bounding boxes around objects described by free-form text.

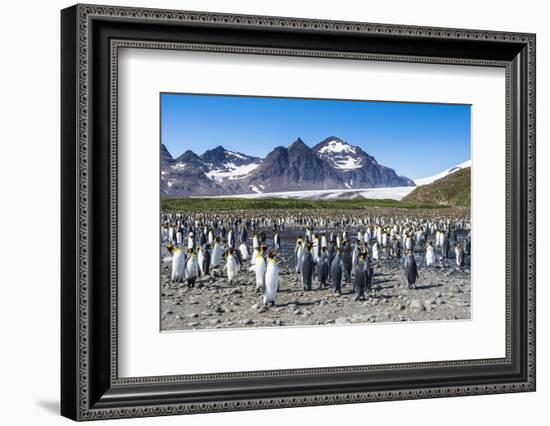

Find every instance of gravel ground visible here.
[160,234,470,331]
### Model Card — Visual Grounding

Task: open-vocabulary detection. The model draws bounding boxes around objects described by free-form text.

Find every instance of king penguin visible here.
[185,248,199,288]
[250,250,266,292]
[301,243,314,291]
[404,249,419,289]
[238,242,250,261]
[425,241,435,266]
[167,243,186,283]
[263,252,279,306]
[211,237,223,268]
[330,249,343,295]
[224,247,239,285]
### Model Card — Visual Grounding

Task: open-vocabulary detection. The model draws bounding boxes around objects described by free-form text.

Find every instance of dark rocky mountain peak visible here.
[200,145,259,169]
[161,144,174,164]
[175,150,202,163]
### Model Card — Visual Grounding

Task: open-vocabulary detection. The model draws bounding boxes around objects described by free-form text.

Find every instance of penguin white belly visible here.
[295,248,303,272]
[263,262,279,304]
[426,247,435,266]
[373,245,379,260]
[186,257,198,279]
[254,258,266,290]
[171,250,186,281]
[198,252,205,275]
[239,243,249,261]
[251,248,259,265]
[211,245,222,267]
[227,257,239,283]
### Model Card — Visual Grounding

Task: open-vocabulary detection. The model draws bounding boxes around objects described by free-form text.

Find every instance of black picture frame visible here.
[61,4,536,421]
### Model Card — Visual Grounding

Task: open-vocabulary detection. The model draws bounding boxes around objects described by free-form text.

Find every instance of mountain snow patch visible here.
[226,151,247,160]
[206,162,261,182]
[318,139,357,154]
[334,157,363,170]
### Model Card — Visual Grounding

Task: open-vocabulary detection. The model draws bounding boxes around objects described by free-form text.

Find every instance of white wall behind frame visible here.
[118,48,506,378]
[0,1,547,426]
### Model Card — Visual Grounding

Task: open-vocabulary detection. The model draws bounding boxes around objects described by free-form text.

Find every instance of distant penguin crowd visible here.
[161,210,471,306]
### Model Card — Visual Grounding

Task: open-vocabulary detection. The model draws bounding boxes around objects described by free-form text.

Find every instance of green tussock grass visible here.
[402,167,471,207]
[161,197,446,212]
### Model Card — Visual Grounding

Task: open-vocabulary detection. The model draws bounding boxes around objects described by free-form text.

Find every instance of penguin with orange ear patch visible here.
[263,252,279,306]
[185,248,199,288]
[167,243,185,283]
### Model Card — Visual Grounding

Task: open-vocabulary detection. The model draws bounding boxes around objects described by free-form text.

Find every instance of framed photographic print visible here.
[61,4,536,421]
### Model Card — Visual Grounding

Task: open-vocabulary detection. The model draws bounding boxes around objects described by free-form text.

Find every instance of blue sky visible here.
[161,93,471,180]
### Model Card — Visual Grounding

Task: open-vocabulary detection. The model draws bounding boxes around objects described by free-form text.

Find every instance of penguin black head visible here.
[166,243,174,253]
[268,251,276,260]
[261,245,268,252]
[187,248,194,254]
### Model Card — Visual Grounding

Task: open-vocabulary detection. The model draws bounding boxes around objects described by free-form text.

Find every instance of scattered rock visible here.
[409,300,425,312]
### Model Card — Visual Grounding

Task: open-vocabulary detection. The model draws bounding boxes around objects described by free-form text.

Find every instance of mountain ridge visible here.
[161,137,415,196]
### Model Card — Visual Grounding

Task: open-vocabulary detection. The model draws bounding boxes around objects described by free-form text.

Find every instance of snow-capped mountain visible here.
[161,138,415,197]
[312,137,415,189]
[244,138,344,193]
[414,160,472,186]
[199,146,262,183]
[314,137,365,170]
[161,148,224,196]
